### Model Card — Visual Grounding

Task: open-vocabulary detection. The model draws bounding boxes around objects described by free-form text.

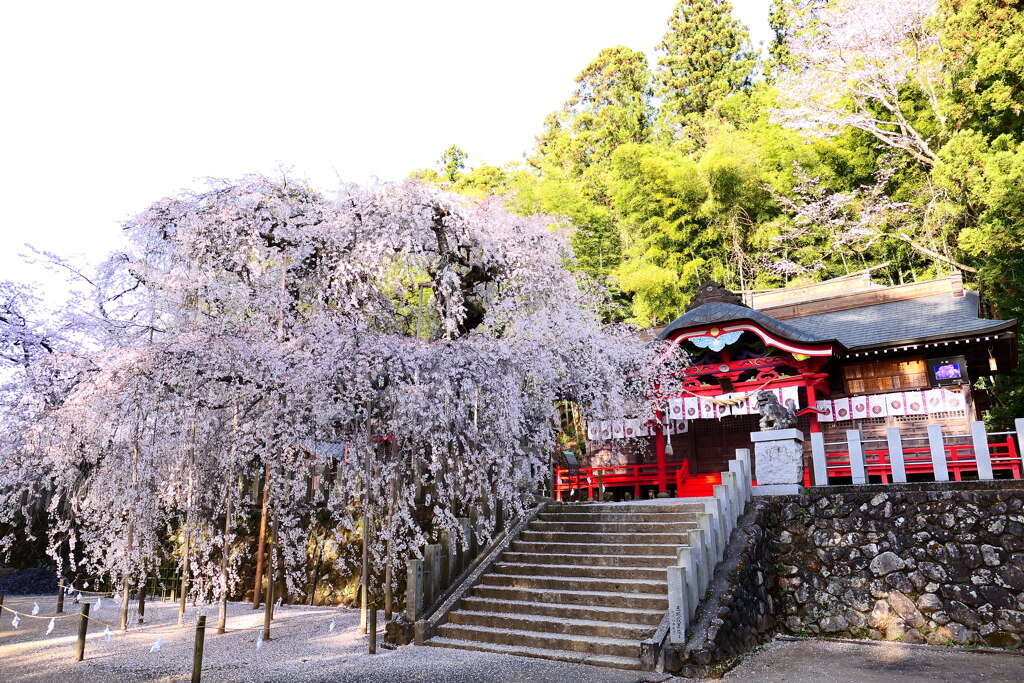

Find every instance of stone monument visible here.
[752,391,804,495]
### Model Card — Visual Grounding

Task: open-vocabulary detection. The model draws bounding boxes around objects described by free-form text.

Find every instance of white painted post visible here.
[703,498,725,558]
[811,432,828,486]
[687,528,709,593]
[727,464,745,515]
[721,471,741,525]
[405,560,424,621]
[971,421,994,480]
[846,429,868,485]
[886,427,907,483]
[736,449,753,502]
[1016,419,1024,476]
[667,565,688,645]
[676,547,699,619]
[928,424,950,482]
[697,512,718,564]
[737,448,753,501]
[713,484,733,539]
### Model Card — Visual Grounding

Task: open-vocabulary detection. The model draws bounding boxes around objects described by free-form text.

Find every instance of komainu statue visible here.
[757,390,797,431]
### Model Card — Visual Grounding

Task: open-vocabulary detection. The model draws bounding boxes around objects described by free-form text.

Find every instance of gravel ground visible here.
[722,637,1024,682]
[0,594,672,682]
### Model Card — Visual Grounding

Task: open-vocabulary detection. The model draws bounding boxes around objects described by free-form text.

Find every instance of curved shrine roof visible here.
[657,301,838,346]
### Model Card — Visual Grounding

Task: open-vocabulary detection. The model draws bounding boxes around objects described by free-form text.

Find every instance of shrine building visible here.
[576,272,1018,498]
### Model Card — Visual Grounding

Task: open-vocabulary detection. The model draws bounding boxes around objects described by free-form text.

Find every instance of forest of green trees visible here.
[413,0,1024,426]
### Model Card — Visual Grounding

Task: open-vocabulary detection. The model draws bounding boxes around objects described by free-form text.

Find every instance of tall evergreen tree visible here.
[655,0,757,135]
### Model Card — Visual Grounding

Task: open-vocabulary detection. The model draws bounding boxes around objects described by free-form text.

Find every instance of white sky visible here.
[0,0,770,297]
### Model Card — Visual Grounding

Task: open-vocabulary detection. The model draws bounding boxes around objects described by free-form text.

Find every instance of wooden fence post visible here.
[811,432,828,486]
[75,602,90,662]
[847,430,868,485]
[886,427,907,483]
[56,580,65,614]
[191,615,206,683]
[971,421,994,480]
[928,424,950,481]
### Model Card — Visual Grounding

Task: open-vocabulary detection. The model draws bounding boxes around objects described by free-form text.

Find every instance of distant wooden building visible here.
[579,273,1017,497]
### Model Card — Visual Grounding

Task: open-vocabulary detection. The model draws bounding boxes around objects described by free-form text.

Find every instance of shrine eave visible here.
[657,302,846,357]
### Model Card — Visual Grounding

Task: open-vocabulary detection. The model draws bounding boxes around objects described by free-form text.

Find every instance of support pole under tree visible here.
[360,404,373,636]
[191,615,206,683]
[218,481,233,634]
[178,533,190,626]
[75,602,90,662]
[137,574,147,624]
[262,515,277,641]
[120,576,130,631]
[56,579,65,614]
[384,477,397,621]
[252,464,271,609]
[368,604,377,654]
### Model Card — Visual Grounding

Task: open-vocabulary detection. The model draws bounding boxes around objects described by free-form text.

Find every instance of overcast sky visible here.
[0,1,771,296]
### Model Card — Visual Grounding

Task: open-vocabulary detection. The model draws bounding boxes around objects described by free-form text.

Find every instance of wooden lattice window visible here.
[843,357,929,394]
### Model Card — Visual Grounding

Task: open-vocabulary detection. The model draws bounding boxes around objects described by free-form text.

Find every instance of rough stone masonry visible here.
[769,481,1024,649]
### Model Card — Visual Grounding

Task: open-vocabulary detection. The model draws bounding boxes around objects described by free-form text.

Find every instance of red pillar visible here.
[806,380,820,433]
[655,416,668,495]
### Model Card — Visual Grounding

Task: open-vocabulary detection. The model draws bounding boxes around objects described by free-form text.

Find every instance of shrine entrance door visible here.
[689,415,759,474]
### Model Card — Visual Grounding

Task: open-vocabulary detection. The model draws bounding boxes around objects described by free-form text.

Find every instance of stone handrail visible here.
[665,449,753,649]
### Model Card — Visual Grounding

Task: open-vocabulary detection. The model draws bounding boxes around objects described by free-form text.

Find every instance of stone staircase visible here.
[425,501,704,669]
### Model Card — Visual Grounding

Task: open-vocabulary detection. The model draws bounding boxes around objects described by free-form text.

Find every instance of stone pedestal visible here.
[751,428,804,496]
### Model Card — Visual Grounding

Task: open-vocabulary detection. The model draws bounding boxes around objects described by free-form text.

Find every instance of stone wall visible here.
[770,482,1024,649]
[666,499,777,677]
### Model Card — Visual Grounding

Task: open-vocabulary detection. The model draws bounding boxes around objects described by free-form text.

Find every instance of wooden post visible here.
[191,615,206,683]
[928,424,950,481]
[384,478,398,621]
[847,429,868,485]
[75,602,90,662]
[597,470,604,501]
[887,427,907,483]
[252,465,271,609]
[368,606,377,654]
[359,444,373,635]
[971,421,994,480]
[811,432,828,486]
[57,580,65,614]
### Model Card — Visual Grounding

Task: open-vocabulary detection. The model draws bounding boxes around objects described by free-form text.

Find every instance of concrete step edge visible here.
[459,597,664,617]
[449,609,656,633]
[424,637,642,670]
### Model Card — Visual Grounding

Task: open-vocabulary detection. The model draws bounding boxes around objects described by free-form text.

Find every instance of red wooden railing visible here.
[554,461,688,501]
[818,435,1021,484]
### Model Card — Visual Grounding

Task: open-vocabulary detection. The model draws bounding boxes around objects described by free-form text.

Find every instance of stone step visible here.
[511,540,680,556]
[447,609,655,641]
[471,584,669,610]
[480,573,667,595]
[545,502,706,514]
[434,622,641,658]
[492,561,667,581]
[538,512,696,524]
[458,596,664,626]
[529,520,697,534]
[425,636,642,671]
[501,551,677,568]
[520,530,689,545]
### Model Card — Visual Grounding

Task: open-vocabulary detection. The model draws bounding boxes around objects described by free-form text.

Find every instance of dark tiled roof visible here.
[783,291,1015,350]
[658,302,835,344]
